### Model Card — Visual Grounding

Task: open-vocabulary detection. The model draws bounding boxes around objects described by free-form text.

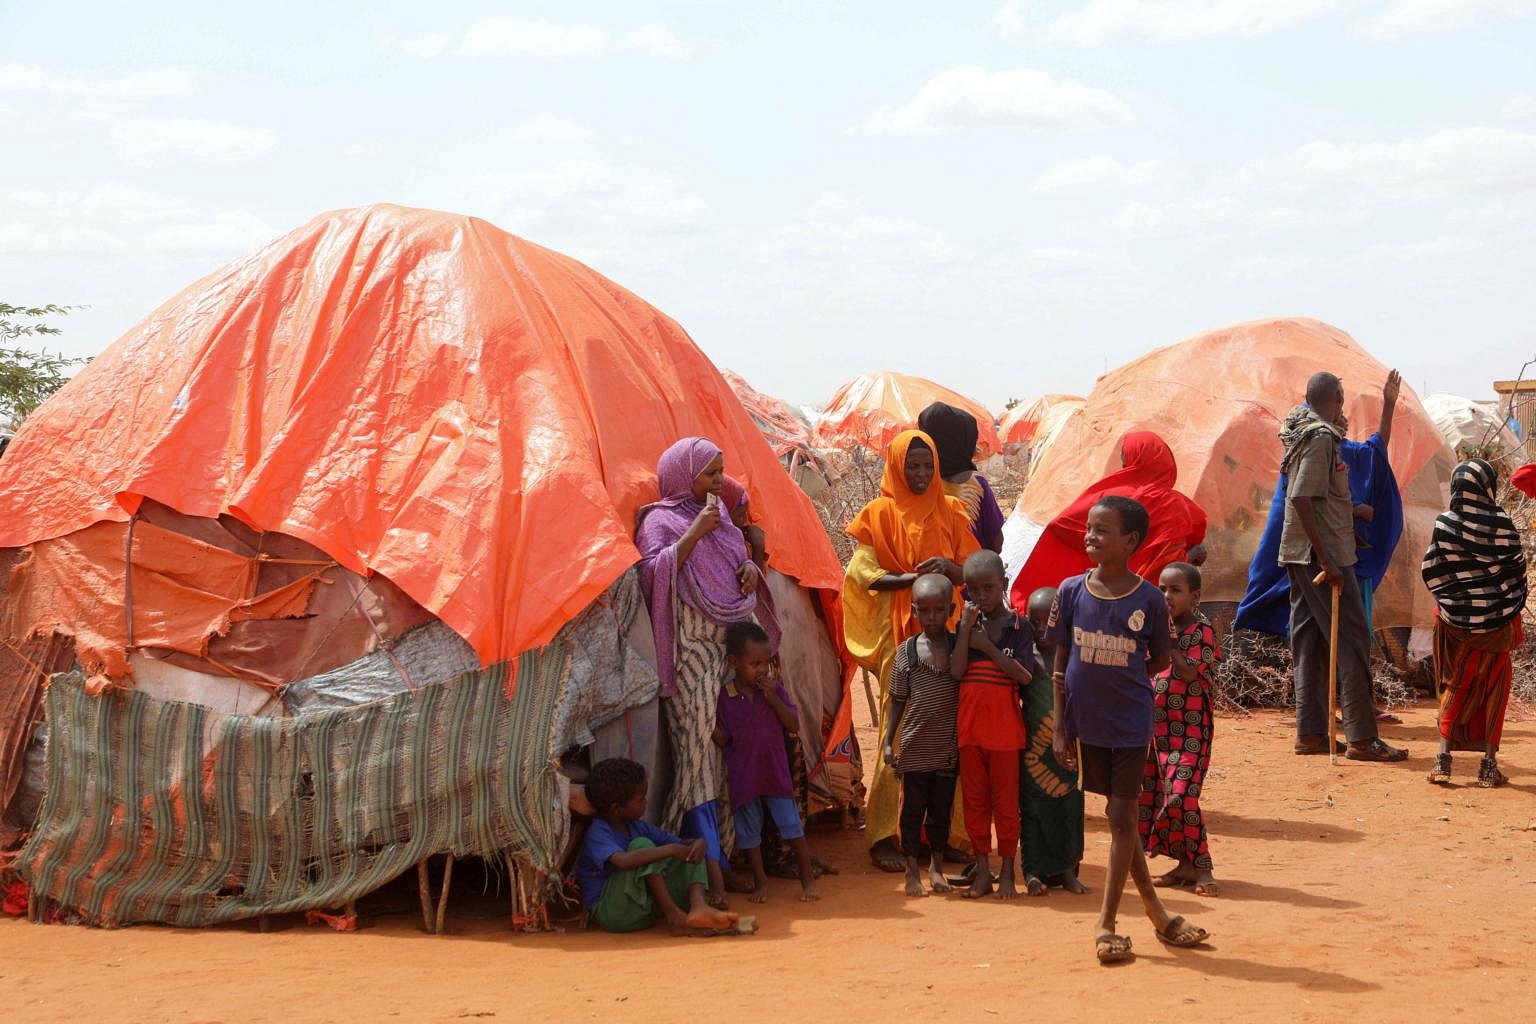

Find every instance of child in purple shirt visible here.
[1046,496,1209,964]
[713,621,819,903]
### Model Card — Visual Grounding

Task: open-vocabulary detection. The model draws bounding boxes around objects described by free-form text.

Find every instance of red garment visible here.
[1010,431,1207,612]
[959,745,1020,857]
[957,660,1028,750]
[1513,464,1536,499]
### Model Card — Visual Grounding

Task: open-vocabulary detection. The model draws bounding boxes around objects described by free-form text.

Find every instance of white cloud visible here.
[998,0,1347,45]
[506,115,594,144]
[0,64,195,98]
[1237,126,1536,199]
[0,186,269,262]
[1033,156,1170,190]
[1505,95,1536,121]
[391,18,707,60]
[489,160,710,243]
[461,18,609,58]
[109,116,278,163]
[1224,254,1309,281]
[141,210,276,255]
[1361,0,1536,39]
[865,66,1131,135]
[1341,235,1480,267]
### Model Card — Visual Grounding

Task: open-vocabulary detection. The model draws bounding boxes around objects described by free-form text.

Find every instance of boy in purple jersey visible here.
[1047,495,1210,964]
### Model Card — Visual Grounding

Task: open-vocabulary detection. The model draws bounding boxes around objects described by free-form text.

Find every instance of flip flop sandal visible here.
[1095,934,1134,963]
[1152,872,1194,889]
[1193,881,1220,897]
[1156,915,1210,947]
[1429,753,1453,785]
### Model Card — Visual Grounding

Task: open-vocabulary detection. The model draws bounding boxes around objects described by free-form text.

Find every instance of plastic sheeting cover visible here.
[814,370,1003,457]
[1016,318,1454,630]
[998,394,1084,448]
[0,205,843,667]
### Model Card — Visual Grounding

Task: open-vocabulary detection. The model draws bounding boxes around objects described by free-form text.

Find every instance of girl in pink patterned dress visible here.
[1141,561,1220,896]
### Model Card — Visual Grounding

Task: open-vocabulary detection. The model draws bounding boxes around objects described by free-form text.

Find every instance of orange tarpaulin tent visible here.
[0,204,845,668]
[813,370,1002,457]
[1008,317,1453,630]
[999,394,1085,448]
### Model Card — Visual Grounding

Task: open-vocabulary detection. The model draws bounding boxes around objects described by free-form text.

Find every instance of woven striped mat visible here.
[13,647,570,926]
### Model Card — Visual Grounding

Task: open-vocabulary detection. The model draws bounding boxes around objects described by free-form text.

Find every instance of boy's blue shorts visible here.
[733,795,804,850]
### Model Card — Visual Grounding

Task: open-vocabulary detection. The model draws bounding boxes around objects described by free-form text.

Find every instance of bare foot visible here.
[812,856,839,877]
[1026,875,1047,897]
[904,868,927,898]
[1061,871,1089,895]
[1193,871,1219,897]
[748,884,769,905]
[870,838,905,873]
[705,890,731,911]
[663,907,690,930]
[995,861,1019,900]
[685,907,737,931]
[964,859,993,900]
[928,867,953,894]
[799,884,820,902]
[723,870,757,894]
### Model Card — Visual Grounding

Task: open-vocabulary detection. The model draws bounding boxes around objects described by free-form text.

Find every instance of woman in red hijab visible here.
[1009,431,1208,611]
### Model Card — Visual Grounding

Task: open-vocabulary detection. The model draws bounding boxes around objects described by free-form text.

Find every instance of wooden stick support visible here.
[417,859,434,934]
[435,853,454,936]
[861,669,878,729]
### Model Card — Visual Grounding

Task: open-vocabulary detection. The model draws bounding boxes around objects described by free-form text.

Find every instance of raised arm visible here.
[763,684,799,735]
[1378,369,1401,449]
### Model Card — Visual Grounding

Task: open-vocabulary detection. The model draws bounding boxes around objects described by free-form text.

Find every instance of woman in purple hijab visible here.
[637,436,777,906]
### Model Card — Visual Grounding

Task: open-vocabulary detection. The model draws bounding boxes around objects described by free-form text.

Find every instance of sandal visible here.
[1095,933,1134,963]
[1193,880,1219,897]
[1155,915,1210,947]
[1428,753,1452,785]
[1152,871,1194,889]
[1478,756,1508,788]
[1345,738,1408,763]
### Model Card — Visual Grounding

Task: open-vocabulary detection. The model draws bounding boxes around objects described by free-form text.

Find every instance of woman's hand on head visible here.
[915,556,961,582]
[737,562,759,596]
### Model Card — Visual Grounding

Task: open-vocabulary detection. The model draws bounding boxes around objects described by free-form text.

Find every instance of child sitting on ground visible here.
[1047,496,1210,963]
[713,621,820,903]
[883,573,961,898]
[576,758,738,933]
[1021,586,1088,897]
[951,550,1033,900]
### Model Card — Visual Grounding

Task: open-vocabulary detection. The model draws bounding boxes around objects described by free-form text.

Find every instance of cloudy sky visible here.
[4,1,1534,410]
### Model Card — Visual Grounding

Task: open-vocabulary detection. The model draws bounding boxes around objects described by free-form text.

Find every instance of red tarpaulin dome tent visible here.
[1004,317,1453,630]
[0,205,844,666]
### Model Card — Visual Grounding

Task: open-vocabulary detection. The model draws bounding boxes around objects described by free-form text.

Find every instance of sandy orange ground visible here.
[4,701,1536,1023]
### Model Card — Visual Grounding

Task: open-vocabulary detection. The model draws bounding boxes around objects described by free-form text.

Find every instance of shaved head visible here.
[912,573,954,602]
[1027,586,1057,619]
[1306,371,1342,406]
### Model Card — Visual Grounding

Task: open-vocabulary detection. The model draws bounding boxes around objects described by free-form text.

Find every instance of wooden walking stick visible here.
[1314,569,1342,766]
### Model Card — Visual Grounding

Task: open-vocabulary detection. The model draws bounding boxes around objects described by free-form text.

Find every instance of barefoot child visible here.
[1047,496,1210,963]
[576,758,738,933]
[883,573,960,898]
[1143,562,1220,896]
[952,551,1032,899]
[713,621,820,903]
[1020,586,1088,897]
